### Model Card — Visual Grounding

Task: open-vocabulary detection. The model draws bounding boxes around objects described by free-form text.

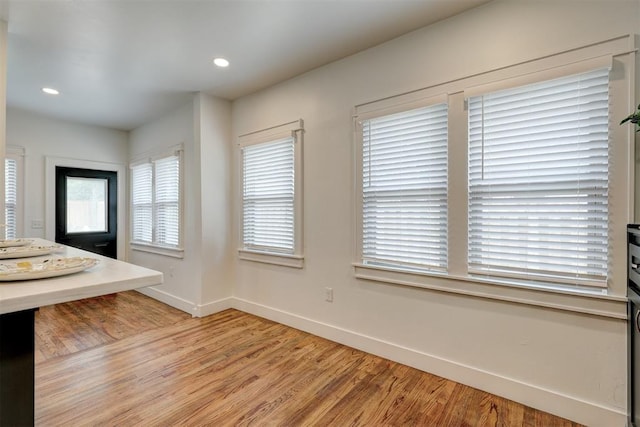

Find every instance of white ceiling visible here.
[1,0,489,131]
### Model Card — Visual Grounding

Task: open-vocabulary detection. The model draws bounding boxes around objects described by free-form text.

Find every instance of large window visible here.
[468,68,609,287]
[130,146,183,256]
[238,120,304,268]
[357,101,448,272]
[354,36,633,314]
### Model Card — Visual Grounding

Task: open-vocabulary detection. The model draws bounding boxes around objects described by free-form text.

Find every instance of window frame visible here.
[352,35,634,319]
[130,144,184,258]
[238,119,304,268]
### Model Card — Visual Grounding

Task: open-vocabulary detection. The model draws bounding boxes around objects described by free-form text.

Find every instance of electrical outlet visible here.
[31,220,44,229]
[325,287,333,302]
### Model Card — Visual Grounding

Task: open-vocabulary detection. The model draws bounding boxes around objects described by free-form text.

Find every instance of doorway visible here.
[55,167,117,259]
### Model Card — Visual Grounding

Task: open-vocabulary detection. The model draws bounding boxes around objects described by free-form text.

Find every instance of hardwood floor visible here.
[35,291,191,363]
[34,291,583,426]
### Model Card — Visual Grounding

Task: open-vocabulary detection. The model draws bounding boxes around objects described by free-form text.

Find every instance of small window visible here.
[5,148,24,240]
[131,163,153,243]
[65,176,108,233]
[467,68,610,287]
[355,97,448,273]
[5,158,18,239]
[130,146,183,257]
[238,120,304,268]
[243,138,294,252]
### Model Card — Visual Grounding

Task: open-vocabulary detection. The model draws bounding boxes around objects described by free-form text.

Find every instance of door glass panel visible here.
[66,177,108,233]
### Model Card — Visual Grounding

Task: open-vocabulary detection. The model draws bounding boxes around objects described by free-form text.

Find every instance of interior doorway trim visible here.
[45,156,126,260]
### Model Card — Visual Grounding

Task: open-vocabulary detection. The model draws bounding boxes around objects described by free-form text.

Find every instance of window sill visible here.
[353,263,627,320]
[131,242,184,259]
[239,249,304,269]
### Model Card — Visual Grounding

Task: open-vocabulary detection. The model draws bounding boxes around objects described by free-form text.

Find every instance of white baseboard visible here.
[231,297,626,427]
[137,287,199,317]
[196,297,234,317]
[137,287,233,318]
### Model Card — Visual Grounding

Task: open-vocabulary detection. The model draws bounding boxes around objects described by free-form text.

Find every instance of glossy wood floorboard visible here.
[34,291,583,426]
[35,290,192,364]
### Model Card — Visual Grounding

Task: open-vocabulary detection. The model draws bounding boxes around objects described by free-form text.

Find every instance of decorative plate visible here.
[0,257,99,281]
[0,245,63,259]
[0,239,32,248]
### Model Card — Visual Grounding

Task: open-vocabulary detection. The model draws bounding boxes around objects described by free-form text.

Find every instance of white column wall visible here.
[128,102,202,313]
[194,93,234,314]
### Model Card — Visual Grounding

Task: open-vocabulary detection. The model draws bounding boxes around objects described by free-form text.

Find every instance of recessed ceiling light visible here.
[213,57,229,68]
[41,87,60,95]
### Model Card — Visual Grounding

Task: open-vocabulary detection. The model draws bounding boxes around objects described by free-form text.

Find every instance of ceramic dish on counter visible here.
[0,245,63,259]
[0,257,99,281]
[0,239,32,248]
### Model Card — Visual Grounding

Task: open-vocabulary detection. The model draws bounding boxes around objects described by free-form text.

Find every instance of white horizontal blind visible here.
[242,137,295,253]
[154,155,180,247]
[468,68,610,286]
[361,103,448,271]
[131,163,153,244]
[4,158,17,240]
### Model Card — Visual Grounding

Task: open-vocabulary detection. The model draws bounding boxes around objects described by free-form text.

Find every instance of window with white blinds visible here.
[5,158,17,240]
[131,149,182,251]
[360,103,448,272]
[238,119,303,267]
[131,163,153,243]
[467,68,610,287]
[154,156,180,247]
[242,138,295,253]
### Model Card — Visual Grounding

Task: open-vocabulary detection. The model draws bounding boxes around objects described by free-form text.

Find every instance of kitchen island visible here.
[0,239,163,426]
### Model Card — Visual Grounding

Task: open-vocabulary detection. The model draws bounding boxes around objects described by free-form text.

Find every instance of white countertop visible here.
[0,239,163,314]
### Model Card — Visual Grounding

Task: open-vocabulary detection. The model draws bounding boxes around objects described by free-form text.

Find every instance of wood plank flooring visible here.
[34,291,583,426]
[35,291,191,363]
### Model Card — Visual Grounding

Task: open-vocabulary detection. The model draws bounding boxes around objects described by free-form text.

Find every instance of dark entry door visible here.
[55,167,117,259]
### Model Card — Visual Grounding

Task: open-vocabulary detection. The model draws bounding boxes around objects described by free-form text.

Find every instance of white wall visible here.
[5,92,233,314]
[0,21,6,226]
[194,93,234,313]
[3,0,638,424]
[128,101,201,313]
[129,96,233,315]
[6,107,128,240]
[6,95,233,315]
[230,1,640,425]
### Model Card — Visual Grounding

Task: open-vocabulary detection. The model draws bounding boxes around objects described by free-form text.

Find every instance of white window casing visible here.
[353,35,635,319]
[238,120,304,268]
[130,145,184,258]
